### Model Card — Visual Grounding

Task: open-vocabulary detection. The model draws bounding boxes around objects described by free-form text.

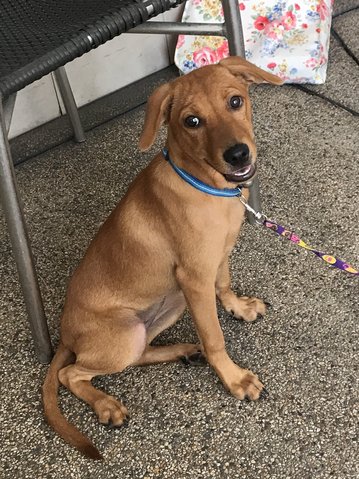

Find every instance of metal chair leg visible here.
[246,176,261,217]
[3,93,16,131]
[0,96,52,363]
[222,0,245,56]
[223,0,262,223]
[54,66,85,143]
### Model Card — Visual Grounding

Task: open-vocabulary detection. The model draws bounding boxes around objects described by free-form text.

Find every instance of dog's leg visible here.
[134,343,201,366]
[59,364,129,426]
[176,267,264,400]
[216,257,266,322]
[59,320,146,427]
[136,294,201,366]
[145,292,187,344]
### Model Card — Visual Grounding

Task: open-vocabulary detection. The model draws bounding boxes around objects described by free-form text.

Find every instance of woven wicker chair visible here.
[0,0,260,363]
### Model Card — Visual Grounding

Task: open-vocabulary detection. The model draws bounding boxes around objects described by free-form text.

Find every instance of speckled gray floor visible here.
[333,0,359,16]
[333,8,359,59]
[1,9,358,479]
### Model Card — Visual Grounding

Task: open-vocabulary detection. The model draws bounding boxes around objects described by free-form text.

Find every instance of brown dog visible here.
[42,57,283,459]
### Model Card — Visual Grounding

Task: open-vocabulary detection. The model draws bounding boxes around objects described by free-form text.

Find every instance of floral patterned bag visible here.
[174,0,333,83]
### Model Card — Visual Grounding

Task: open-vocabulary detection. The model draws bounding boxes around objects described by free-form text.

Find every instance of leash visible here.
[238,195,359,276]
[162,148,359,276]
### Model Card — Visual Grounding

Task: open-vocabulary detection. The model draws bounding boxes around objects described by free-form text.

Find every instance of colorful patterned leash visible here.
[239,195,359,276]
[163,148,358,277]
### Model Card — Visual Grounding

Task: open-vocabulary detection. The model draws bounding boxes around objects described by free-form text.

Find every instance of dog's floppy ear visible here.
[139,83,173,151]
[220,56,284,85]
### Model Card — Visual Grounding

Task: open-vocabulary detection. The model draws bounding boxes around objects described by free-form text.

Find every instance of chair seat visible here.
[0,0,184,97]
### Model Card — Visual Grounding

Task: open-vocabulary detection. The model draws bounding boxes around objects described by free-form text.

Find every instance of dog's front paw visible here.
[94,396,128,428]
[228,368,265,401]
[228,296,267,322]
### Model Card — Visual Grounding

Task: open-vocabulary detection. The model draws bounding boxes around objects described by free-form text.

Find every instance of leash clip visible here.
[239,195,266,225]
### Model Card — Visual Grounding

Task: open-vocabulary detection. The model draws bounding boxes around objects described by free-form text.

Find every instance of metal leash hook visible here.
[239,194,266,225]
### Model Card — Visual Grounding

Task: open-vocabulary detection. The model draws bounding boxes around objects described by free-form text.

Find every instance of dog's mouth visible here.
[223,163,257,185]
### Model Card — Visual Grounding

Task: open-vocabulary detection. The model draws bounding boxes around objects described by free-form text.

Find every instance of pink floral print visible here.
[177,35,185,49]
[316,0,330,20]
[193,46,218,66]
[216,41,229,60]
[175,0,333,84]
[282,11,296,30]
[254,15,269,30]
[264,20,285,40]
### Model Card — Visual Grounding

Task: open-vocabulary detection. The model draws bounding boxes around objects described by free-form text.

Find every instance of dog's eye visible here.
[229,96,243,109]
[184,116,201,128]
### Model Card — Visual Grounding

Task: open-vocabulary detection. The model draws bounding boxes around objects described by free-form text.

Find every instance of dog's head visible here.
[139,56,283,185]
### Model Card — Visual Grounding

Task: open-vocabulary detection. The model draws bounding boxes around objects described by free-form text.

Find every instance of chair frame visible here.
[0,0,261,363]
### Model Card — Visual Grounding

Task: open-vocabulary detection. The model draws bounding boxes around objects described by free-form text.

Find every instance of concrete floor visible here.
[1,5,358,479]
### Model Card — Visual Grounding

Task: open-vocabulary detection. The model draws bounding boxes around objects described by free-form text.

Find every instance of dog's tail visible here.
[42,342,103,460]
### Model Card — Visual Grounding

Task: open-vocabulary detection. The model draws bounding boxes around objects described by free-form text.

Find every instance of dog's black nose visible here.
[223,143,250,167]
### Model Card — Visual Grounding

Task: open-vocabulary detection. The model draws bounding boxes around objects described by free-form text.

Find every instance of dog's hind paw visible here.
[180,351,206,367]
[95,396,128,428]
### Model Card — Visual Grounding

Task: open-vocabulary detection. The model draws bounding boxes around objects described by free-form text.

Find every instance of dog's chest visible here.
[224,198,246,245]
[196,197,245,253]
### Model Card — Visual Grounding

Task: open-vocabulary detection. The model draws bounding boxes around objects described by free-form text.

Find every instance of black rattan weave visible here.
[0,0,184,97]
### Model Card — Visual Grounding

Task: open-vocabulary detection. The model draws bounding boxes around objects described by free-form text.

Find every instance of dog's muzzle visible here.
[223,163,257,184]
[222,143,256,184]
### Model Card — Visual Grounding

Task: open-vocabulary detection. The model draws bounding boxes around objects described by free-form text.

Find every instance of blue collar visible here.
[162,148,242,198]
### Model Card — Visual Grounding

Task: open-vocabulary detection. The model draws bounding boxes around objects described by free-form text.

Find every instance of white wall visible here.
[9,7,183,139]
[8,76,61,139]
